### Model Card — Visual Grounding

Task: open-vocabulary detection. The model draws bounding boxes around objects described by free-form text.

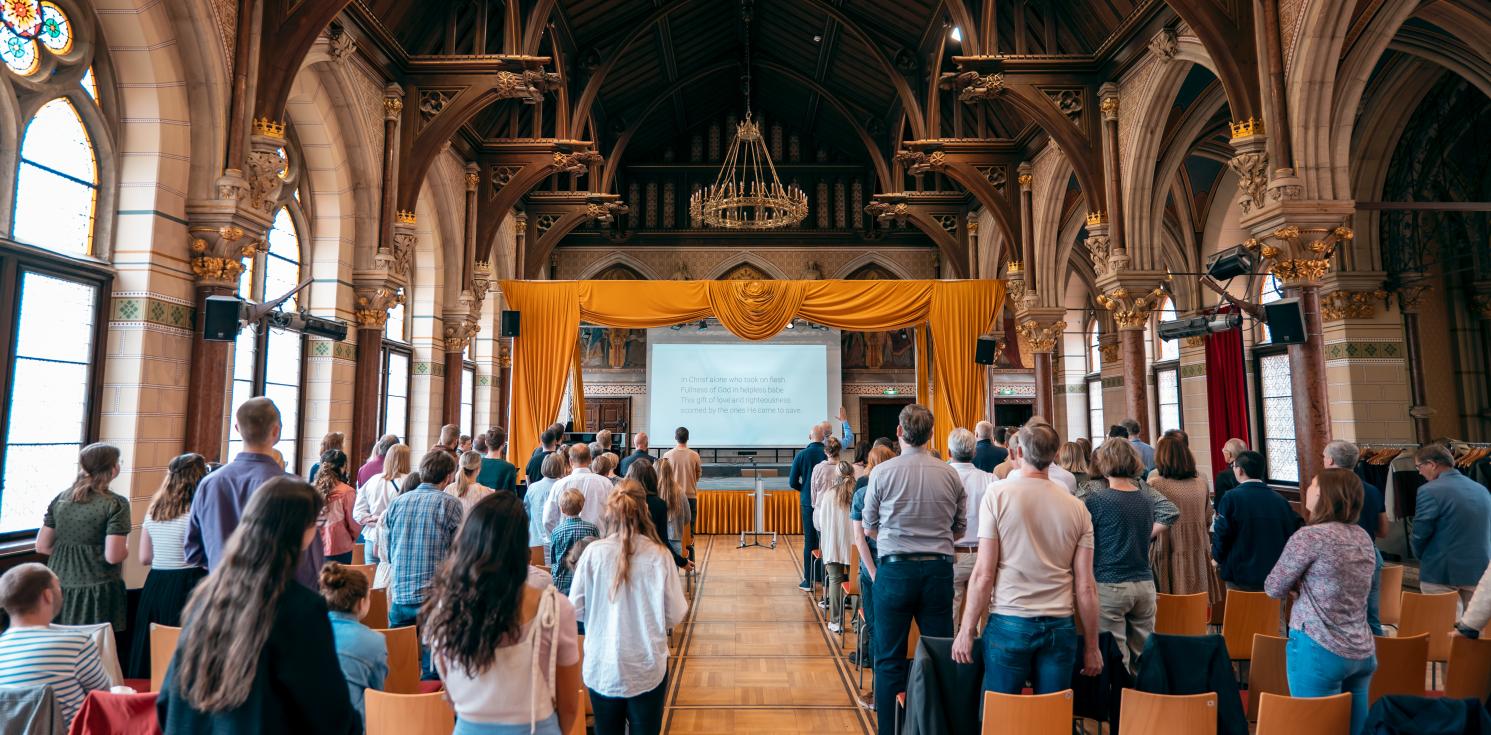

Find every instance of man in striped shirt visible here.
[0,564,110,723]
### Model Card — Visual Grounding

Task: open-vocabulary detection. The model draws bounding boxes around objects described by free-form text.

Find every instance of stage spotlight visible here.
[1206,244,1257,280]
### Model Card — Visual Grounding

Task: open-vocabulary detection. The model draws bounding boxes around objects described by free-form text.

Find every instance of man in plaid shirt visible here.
[549,489,600,597]
[383,449,464,677]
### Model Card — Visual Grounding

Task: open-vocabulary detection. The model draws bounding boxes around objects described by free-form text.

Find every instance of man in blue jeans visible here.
[952,422,1104,693]
[789,423,828,592]
[861,405,966,733]
[382,448,464,678]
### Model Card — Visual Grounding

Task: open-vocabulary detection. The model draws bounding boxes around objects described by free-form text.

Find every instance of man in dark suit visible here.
[1212,450,1300,591]
[618,432,650,477]
[789,423,828,592]
[1214,438,1247,503]
[972,421,1007,473]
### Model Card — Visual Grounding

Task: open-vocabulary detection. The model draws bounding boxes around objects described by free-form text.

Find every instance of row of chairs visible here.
[982,687,1351,735]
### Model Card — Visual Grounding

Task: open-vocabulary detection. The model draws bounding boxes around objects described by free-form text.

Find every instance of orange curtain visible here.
[501,279,1004,478]
[569,335,586,432]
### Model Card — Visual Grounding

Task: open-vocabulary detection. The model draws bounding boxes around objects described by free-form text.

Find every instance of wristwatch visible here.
[1456,622,1481,639]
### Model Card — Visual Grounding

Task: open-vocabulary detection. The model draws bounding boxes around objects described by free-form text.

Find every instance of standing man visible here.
[356,434,399,487]
[542,443,616,534]
[1411,443,1491,609]
[947,428,992,633]
[789,423,829,592]
[383,450,464,678]
[862,404,966,733]
[476,426,518,492]
[1121,418,1156,476]
[525,426,561,484]
[972,421,1005,473]
[433,424,460,458]
[1212,450,1300,591]
[663,426,703,523]
[952,423,1102,693]
[185,397,322,589]
[619,433,650,477]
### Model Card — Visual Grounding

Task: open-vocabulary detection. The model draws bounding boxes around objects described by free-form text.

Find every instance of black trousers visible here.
[800,504,819,585]
[590,674,668,735]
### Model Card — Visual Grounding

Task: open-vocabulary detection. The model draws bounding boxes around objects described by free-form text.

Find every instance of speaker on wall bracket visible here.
[1263,299,1306,345]
[974,336,999,365]
[501,310,521,338]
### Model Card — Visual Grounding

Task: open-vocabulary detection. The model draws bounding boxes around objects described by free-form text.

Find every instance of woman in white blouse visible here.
[568,481,687,735]
[353,444,410,573]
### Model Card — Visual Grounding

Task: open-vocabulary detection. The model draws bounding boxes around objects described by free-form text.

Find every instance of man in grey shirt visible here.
[862,404,965,733]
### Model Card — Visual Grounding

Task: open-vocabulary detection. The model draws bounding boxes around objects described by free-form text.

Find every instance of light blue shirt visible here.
[841,420,856,449]
[1131,439,1156,476]
[1411,469,1491,587]
[526,477,558,547]
[327,611,388,718]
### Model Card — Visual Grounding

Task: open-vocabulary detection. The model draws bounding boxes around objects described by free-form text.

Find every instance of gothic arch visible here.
[702,253,789,281]
[830,253,914,281]
[576,252,662,280]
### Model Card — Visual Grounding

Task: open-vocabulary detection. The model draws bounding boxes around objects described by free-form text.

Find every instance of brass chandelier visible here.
[689,3,807,230]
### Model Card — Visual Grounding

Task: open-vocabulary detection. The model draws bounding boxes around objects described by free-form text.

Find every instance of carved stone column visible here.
[1244,217,1354,484]
[966,214,979,279]
[1397,279,1435,445]
[1016,309,1066,422]
[513,212,528,279]
[376,85,403,258]
[497,340,513,433]
[1095,281,1167,440]
[1017,162,1035,298]
[1227,120,1270,217]
[441,307,478,427]
[351,282,402,454]
[183,222,262,461]
[1097,84,1126,259]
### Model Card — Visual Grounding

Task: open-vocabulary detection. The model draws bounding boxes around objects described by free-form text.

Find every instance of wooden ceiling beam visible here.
[802,13,841,137]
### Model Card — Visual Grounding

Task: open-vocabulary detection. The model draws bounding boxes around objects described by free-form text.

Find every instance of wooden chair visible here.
[352,545,365,565]
[566,687,587,735]
[1369,633,1429,704]
[1444,634,1491,701]
[1255,692,1351,735]
[148,624,181,693]
[364,690,453,735]
[530,546,545,566]
[1246,635,1290,722]
[361,587,389,629]
[375,626,422,694]
[1221,590,1280,661]
[1378,565,1404,628]
[1117,690,1218,735]
[839,545,860,648]
[1400,590,1458,685]
[981,690,1073,735]
[1154,593,1209,636]
[344,563,376,585]
[681,522,696,587]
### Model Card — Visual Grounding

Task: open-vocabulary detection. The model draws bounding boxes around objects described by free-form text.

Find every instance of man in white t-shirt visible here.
[951,424,1103,693]
[946,427,991,634]
[543,443,615,534]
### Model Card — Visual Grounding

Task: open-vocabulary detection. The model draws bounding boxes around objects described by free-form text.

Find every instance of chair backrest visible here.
[1118,689,1218,735]
[1369,633,1429,704]
[345,563,376,584]
[1399,591,1458,662]
[1445,634,1491,701]
[375,626,422,694]
[1154,593,1209,636]
[566,687,587,735]
[362,587,389,629]
[1221,590,1280,660]
[352,545,366,565]
[364,690,454,735]
[149,624,182,693]
[1255,692,1351,735]
[530,546,545,566]
[1378,565,1404,627]
[844,545,860,596]
[907,620,920,660]
[981,689,1073,735]
[681,522,693,551]
[1246,635,1290,722]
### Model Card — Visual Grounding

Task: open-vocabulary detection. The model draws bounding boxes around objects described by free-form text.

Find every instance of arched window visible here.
[1150,297,1182,436]
[1254,273,1296,483]
[228,207,306,468]
[13,98,97,256]
[1155,298,1179,362]
[1086,323,1103,445]
[381,294,411,441]
[1087,326,1101,373]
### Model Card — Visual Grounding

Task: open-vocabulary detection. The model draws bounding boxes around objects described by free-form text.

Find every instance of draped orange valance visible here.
[500,279,1005,478]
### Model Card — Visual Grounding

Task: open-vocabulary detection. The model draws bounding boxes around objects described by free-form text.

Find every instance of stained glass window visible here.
[1087,377,1104,447]
[1156,367,1181,435]
[1,23,37,75]
[1259,352,1298,483]
[13,98,97,256]
[1,272,98,533]
[36,2,69,53]
[80,65,96,100]
[1,0,72,74]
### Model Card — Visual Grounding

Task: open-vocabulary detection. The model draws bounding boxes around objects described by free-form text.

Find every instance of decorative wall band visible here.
[990,383,1036,397]
[584,383,646,396]
[309,339,357,362]
[1101,376,1125,389]
[1180,364,1207,379]
[477,375,491,386]
[1063,384,1088,394]
[413,361,446,378]
[1323,341,1405,361]
[110,295,194,332]
[843,384,917,396]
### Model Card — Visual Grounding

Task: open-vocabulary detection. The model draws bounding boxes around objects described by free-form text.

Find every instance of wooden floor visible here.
[662,535,874,734]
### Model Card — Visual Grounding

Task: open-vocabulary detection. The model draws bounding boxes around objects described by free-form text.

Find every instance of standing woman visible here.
[35,443,129,630]
[640,459,690,569]
[354,443,410,566]
[1058,442,1093,486]
[309,432,345,482]
[568,484,687,735]
[315,450,362,564]
[127,453,209,679]
[1265,469,1377,734]
[816,460,856,633]
[656,457,692,559]
[157,477,357,733]
[446,450,495,518]
[424,493,582,735]
[1147,435,1217,602]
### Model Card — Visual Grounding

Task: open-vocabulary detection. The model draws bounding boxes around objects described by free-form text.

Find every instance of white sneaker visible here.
[828,622,843,634]
[817,599,829,609]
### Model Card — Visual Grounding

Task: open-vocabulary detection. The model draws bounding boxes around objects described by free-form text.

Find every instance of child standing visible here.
[550,489,600,597]
[815,460,857,633]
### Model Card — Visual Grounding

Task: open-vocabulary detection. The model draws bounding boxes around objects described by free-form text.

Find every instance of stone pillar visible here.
[1097,84,1126,261]
[498,340,513,433]
[966,214,979,279]
[441,335,466,428]
[1397,279,1435,444]
[182,222,259,461]
[351,283,401,454]
[1017,162,1035,298]
[377,85,403,256]
[514,212,528,279]
[1016,309,1066,422]
[1096,282,1167,440]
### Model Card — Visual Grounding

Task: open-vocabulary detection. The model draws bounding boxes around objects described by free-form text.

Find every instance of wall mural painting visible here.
[843,329,916,370]
[580,326,646,369]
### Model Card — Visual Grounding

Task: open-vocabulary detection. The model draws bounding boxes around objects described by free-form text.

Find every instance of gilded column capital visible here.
[383,83,404,120]
[353,283,403,328]
[1320,289,1388,321]
[187,223,263,289]
[498,340,512,368]
[1394,280,1434,315]
[1244,223,1353,288]
[1016,318,1066,354]
[1095,284,1167,331]
[1017,161,1034,192]
[464,162,480,192]
[442,314,481,353]
[1098,82,1119,123]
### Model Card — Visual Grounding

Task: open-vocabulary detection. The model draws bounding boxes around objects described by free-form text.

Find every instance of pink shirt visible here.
[320,483,363,557]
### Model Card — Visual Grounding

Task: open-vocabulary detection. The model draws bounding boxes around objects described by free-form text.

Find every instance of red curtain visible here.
[1205,306,1250,477]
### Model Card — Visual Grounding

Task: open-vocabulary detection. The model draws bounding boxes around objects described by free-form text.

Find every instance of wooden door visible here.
[860,397,913,446]
[583,398,631,441]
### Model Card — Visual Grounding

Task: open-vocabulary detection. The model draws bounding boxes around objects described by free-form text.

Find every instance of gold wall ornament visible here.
[1096,286,1167,330]
[442,319,480,353]
[1244,223,1353,288]
[252,117,286,138]
[1320,289,1388,321]
[1016,319,1066,353]
[1086,212,1107,227]
[1099,341,1121,363]
[1018,173,1033,187]
[353,286,402,328]
[395,210,417,224]
[382,96,403,118]
[1229,118,1263,138]
[1099,94,1119,121]
[1271,257,1332,283]
[191,256,245,284]
[1183,335,1206,348]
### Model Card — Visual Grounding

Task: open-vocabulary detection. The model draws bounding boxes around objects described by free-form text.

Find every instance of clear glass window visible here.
[1087,377,1104,447]
[13,98,97,256]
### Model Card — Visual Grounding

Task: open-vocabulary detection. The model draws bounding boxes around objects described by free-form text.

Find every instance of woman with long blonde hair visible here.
[157,477,358,732]
[35,443,129,629]
[354,443,410,570]
[567,481,687,735]
[445,450,494,517]
[816,460,857,631]
[655,457,692,557]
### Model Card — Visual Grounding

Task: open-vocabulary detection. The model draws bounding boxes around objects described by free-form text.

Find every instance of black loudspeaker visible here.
[202,295,243,341]
[1264,298,1306,345]
[974,336,999,365]
[500,310,521,337]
